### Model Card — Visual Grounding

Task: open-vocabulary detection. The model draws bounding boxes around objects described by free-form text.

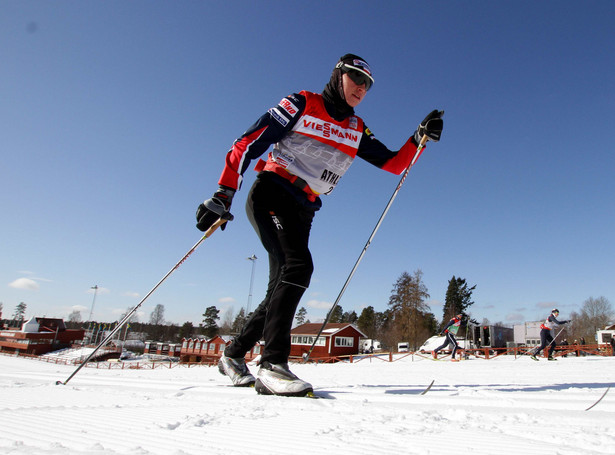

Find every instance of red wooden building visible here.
[143,341,182,357]
[290,323,366,359]
[179,335,263,363]
[0,317,85,356]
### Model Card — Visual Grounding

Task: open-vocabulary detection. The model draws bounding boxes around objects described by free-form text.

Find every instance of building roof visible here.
[291,323,366,338]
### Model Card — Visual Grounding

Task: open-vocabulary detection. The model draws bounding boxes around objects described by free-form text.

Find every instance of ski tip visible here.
[420,379,435,395]
[305,391,327,399]
[55,380,65,386]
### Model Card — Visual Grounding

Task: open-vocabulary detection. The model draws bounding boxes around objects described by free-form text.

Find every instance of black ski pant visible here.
[534,328,555,357]
[225,173,317,365]
[434,332,459,358]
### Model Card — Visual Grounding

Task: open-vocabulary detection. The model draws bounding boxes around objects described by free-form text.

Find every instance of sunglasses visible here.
[339,64,373,91]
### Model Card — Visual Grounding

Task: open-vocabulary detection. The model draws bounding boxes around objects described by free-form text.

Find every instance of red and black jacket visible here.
[218,91,421,203]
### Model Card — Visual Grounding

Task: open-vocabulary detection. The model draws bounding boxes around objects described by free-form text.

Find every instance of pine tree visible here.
[328,305,344,323]
[295,307,307,325]
[178,321,194,340]
[13,302,27,322]
[342,310,358,324]
[388,270,432,350]
[441,276,476,328]
[232,308,247,334]
[202,306,220,338]
[357,306,377,339]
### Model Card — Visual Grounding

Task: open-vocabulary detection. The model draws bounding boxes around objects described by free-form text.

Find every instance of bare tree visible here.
[68,310,82,323]
[219,308,235,335]
[149,304,166,326]
[569,296,614,342]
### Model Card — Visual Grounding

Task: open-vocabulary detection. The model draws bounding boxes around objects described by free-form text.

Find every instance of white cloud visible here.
[506,312,525,322]
[122,291,140,298]
[536,301,557,309]
[427,299,443,309]
[8,278,40,291]
[306,299,333,309]
[218,297,235,304]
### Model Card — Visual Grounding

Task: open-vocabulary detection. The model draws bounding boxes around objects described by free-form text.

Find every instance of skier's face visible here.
[342,73,367,107]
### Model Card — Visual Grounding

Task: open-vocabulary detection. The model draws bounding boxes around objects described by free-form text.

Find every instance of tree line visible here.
[3,274,612,348]
[199,270,480,351]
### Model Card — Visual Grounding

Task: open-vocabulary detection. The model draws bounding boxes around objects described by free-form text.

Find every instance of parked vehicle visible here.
[360,339,382,353]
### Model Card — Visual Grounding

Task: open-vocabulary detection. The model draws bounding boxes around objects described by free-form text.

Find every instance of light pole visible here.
[87,285,98,322]
[85,285,99,346]
[246,255,257,315]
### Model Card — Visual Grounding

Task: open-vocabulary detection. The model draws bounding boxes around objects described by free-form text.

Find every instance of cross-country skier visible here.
[433,314,463,361]
[530,309,569,361]
[196,53,443,397]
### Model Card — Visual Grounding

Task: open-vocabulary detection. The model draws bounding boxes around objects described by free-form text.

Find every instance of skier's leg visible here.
[536,329,549,356]
[433,337,449,356]
[223,179,284,359]
[242,176,315,364]
[258,199,315,365]
[450,334,459,359]
[547,332,556,358]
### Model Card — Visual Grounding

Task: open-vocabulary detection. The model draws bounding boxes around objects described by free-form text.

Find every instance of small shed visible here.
[290,323,366,359]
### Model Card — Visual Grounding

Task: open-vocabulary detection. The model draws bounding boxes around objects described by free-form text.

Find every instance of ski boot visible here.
[218,354,256,387]
[255,361,313,397]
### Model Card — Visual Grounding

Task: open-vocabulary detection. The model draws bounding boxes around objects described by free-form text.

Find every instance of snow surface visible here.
[1,353,614,455]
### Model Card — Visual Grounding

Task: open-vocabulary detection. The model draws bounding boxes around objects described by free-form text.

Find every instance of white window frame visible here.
[291,335,326,346]
[334,336,354,347]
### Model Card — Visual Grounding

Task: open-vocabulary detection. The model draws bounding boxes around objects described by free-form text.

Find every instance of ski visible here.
[420,380,435,395]
[585,387,610,411]
[306,391,332,399]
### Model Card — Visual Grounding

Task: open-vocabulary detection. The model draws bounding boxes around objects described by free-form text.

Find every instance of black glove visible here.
[196,186,235,232]
[414,109,444,144]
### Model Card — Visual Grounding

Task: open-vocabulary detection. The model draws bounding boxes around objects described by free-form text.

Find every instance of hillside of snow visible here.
[0,353,613,455]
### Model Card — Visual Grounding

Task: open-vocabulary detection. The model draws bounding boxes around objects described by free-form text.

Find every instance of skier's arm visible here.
[551,315,569,325]
[218,93,306,191]
[356,110,443,175]
[196,94,305,232]
[356,128,420,175]
[440,319,454,334]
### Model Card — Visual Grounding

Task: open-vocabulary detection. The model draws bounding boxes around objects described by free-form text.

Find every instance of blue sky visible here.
[2,1,614,328]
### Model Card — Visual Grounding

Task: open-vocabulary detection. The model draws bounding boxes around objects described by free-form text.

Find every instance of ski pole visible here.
[303,132,432,363]
[57,217,228,385]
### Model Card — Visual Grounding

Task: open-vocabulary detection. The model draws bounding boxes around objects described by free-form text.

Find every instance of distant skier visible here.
[433,314,463,361]
[530,309,569,361]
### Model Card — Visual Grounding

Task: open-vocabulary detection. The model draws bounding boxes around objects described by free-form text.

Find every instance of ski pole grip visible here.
[204,217,228,238]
